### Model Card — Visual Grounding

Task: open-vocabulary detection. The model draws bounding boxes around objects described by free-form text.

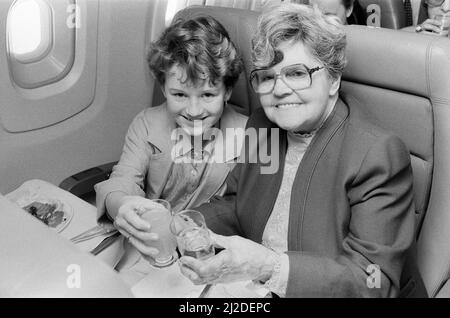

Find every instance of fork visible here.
[70,223,118,244]
[199,284,213,298]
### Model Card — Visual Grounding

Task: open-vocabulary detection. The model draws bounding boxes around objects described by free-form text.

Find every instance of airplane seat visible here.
[356,0,407,29]
[342,25,450,298]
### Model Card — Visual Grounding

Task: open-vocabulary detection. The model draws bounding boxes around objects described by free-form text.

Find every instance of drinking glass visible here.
[139,199,177,267]
[170,210,215,260]
[434,14,450,36]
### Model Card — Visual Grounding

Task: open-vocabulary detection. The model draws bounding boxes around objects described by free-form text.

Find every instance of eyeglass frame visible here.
[425,0,446,7]
[249,63,324,94]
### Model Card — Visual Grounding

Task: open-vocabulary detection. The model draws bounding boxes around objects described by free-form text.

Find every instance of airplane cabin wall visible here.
[0,0,166,194]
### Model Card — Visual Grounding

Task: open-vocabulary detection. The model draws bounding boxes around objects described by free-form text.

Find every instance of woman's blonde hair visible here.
[252,3,347,81]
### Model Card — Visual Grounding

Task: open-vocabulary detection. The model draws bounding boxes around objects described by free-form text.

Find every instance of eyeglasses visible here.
[425,0,446,7]
[250,63,324,94]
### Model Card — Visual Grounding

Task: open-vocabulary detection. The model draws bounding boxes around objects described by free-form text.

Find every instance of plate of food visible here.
[7,190,73,233]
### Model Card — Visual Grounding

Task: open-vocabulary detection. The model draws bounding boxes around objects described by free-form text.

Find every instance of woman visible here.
[94,16,247,282]
[176,4,426,297]
[415,0,450,35]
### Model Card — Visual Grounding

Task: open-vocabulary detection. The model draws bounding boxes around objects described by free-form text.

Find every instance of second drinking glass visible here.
[170,209,215,260]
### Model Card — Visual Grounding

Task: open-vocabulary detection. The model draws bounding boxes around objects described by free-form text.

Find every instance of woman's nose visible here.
[272,76,292,97]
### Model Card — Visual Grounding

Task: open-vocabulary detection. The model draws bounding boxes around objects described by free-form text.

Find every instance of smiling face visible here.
[258,41,340,133]
[163,65,230,136]
[309,0,352,24]
[427,0,450,19]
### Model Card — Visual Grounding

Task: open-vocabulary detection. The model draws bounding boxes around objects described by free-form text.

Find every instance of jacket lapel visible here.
[238,109,287,242]
[287,98,349,250]
[189,106,248,207]
[145,105,247,204]
[210,106,247,163]
[248,128,287,242]
[418,0,428,24]
[145,105,176,199]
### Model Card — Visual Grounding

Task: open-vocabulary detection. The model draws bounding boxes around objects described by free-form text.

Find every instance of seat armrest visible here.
[59,161,117,197]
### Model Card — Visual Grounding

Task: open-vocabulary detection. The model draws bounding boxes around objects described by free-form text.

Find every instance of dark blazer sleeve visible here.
[286,134,416,297]
[417,0,428,24]
[195,163,244,236]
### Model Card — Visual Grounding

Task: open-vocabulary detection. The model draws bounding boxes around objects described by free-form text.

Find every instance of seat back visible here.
[165,5,450,297]
[357,0,407,28]
[342,25,450,297]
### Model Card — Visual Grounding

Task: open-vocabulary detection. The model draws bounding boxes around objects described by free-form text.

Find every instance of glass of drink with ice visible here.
[434,14,450,36]
[170,210,214,260]
[139,199,177,267]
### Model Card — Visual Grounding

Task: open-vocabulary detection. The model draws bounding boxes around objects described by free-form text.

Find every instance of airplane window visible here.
[6,0,75,89]
[7,0,51,63]
[1,0,97,133]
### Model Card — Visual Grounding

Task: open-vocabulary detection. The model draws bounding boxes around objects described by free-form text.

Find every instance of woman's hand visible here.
[178,232,279,285]
[113,195,160,260]
[418,18,444,35]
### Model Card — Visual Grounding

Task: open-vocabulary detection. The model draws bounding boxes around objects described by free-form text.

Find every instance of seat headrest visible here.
[342,25,450,297]
[344,25,450,99]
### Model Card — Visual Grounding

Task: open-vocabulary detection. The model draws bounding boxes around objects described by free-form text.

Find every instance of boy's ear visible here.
[225,89,232,102]
[346,4,354,18]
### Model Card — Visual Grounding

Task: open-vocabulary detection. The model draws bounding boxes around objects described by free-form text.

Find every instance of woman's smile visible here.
[274,103,303,109]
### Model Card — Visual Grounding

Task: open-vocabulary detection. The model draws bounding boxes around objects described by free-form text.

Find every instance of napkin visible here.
[207,280,269,298]
[130,260,270,298]
[131,261,205,298]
